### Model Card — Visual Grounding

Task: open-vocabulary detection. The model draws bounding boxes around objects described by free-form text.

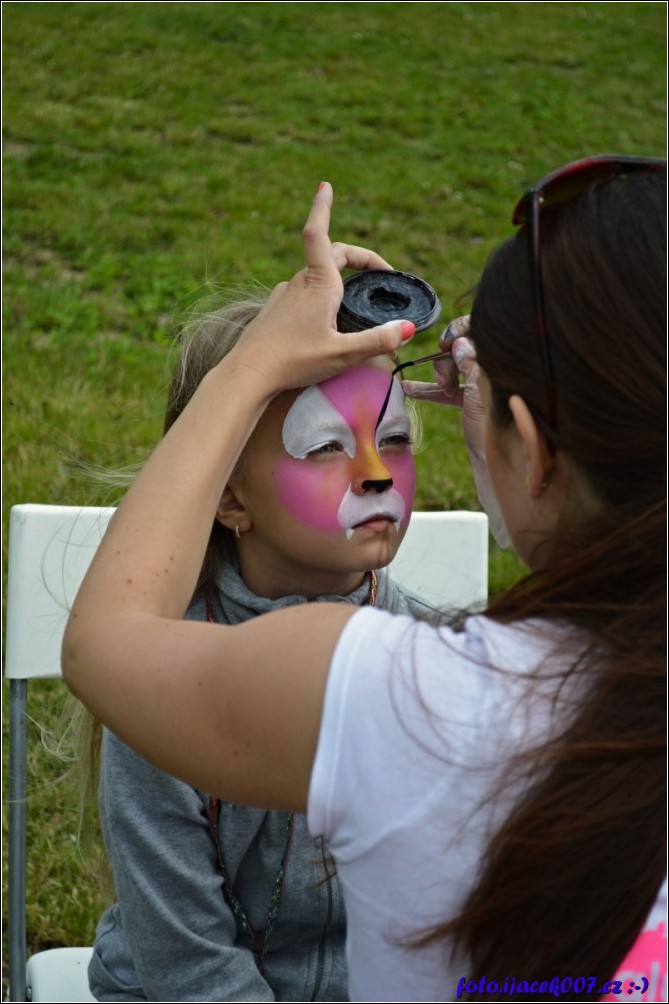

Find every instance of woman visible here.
[63,161,666,1001]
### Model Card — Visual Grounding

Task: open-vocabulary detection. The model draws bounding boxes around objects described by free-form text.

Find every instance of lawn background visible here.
[2,0,666,990]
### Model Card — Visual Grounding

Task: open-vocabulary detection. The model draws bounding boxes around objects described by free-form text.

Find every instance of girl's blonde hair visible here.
[164,296,267,433]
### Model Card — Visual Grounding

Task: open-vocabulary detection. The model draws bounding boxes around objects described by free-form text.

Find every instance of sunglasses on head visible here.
[511,154,666,442]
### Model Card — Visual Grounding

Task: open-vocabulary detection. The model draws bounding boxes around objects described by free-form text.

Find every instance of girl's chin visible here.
[344,529,405,568]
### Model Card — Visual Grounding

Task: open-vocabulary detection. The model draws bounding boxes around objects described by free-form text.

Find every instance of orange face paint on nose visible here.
[349,436,394,495]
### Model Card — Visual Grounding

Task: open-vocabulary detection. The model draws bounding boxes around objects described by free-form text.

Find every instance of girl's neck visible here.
[236,551,368,601]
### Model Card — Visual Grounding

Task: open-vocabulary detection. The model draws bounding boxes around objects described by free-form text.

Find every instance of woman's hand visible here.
[227,183,415,394]
[404,316,511,548]
[401,315,470,406]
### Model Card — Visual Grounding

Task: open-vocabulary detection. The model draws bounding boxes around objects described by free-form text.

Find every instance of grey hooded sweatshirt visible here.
[89,558,433,1002]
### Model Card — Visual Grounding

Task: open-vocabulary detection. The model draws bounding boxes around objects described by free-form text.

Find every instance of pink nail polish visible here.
[401,321,416,342]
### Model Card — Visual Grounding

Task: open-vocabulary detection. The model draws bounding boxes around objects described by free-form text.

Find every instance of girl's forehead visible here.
[312,365,393,424]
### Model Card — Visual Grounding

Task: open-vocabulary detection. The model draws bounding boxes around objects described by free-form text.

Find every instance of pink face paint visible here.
[277,367,415,537]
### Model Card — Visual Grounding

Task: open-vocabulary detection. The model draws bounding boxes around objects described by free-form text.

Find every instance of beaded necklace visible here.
[205,569,377,973]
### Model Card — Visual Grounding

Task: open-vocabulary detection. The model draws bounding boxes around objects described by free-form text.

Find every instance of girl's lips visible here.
[351,515,400,532]
[354,514,388,525]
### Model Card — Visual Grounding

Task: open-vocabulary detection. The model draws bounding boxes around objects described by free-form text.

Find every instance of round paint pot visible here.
[337,270,441,333]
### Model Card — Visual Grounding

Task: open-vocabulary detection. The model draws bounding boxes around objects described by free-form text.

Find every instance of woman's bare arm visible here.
[62,185,409,809]
[66,599,355,811]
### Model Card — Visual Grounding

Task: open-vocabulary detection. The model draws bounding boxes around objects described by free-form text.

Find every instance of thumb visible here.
[339,319,415,364]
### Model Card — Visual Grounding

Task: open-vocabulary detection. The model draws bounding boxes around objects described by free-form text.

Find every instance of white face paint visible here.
[276,366,416,538]
[337,485,406,540]
[281,384,357,460]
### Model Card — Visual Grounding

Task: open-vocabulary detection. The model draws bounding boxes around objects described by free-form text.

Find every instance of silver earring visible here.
[234,524,242,539]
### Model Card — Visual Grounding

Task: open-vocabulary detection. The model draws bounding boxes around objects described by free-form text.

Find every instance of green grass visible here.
[2,0,666,987]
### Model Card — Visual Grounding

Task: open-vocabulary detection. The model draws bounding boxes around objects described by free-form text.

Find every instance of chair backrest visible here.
[4,502,488,1000]
[389,509,488,610]
[5,505,113,1002]
[5,505,115,682]
[5,503,489,682]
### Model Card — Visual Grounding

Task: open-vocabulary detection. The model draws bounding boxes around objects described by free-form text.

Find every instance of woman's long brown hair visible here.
[428,170,666,1000]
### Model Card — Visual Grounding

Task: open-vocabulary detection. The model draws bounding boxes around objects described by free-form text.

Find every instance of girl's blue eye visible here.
[306,442,343,457]
[379,432,413,450]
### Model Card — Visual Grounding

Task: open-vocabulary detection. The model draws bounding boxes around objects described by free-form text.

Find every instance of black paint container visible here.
[337,270,441,333]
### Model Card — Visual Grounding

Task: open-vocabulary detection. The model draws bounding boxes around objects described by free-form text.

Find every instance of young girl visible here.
[84,294,433,1001]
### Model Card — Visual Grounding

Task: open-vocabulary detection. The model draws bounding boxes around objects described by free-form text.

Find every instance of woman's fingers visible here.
[440,314,471,348]
[331,320,414,370]
[302,185,393,281]
[402,339,465,407]
[232,185,414,389]
[451,337,479,387]
[331,241,393,273]
[301,183,340,285]
[402,379,465,407]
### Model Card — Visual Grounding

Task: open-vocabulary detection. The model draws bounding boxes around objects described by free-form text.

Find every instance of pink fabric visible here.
[604,894,667,1003]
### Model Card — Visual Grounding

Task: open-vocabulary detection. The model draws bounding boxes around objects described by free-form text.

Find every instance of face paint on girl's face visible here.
[276,366,416,539]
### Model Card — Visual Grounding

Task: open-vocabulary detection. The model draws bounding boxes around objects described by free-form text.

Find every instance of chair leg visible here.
[9,678,28,1003]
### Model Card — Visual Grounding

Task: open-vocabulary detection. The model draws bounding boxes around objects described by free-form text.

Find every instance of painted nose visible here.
[350,440,394,496]
[351,476,394,496]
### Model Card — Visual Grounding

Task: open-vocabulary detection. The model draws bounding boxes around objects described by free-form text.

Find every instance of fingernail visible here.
[401,321,416,342]
[440,315,469,349]
[439,330,455,352]
[452,315,470,336]
[318,181,329,191]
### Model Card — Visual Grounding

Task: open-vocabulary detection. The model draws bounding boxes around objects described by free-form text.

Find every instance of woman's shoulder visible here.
[377,582,565,675]
[329,607,577,753]
[339,602,564,669]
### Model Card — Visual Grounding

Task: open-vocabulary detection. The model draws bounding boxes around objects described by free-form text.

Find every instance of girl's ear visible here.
[508,395,554,498]
[215,485,252,534]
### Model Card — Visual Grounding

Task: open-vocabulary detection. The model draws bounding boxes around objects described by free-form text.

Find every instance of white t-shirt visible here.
[307,606,666,1003]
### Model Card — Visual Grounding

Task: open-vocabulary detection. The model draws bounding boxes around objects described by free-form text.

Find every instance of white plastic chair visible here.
[4,503,488,1001]
[5,505,113,1002]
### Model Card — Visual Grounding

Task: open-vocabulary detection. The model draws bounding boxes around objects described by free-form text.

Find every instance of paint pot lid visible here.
[337,270,441,333]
